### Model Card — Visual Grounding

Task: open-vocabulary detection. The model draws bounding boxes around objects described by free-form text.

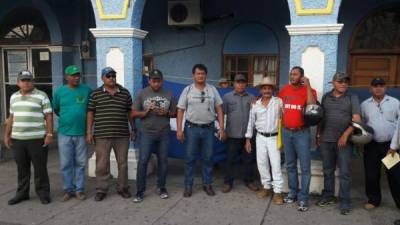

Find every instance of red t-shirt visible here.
[278,85,317,128]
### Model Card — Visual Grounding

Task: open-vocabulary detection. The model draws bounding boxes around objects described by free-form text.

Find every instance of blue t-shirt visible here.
[53,84,92,136]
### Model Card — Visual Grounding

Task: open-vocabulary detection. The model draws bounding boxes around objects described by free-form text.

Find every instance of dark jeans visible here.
[282,128,311,204]
[136,131,169,195]
[184,125,214,187]
[364,141,400,208]
[12,138,50,198]
[224,138,256,186]
[320,142,352,210]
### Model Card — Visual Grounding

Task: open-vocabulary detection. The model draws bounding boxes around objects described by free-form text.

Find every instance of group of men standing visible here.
[3,64,400,222]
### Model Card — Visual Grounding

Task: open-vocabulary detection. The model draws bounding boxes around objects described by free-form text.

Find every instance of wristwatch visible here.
[46,133,54,137]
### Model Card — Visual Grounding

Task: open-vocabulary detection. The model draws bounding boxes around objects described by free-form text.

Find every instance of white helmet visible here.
[350,121,374,145]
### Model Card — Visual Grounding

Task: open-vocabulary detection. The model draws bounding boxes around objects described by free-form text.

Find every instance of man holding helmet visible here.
[361,77,400,211]
[316,72,361,215]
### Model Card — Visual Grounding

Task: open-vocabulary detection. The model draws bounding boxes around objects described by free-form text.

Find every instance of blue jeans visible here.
[184,125,214,187]
[58,134,87,193]
[320,142,352,210]
[136,131,169,195]
[282,128,311,204]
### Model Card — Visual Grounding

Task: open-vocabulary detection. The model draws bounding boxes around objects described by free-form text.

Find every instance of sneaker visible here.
[75,192,86,200]
[340,208,351,215]
[132,194,144,203]
[62,192,74,202]
[297,201,309,212]
[364,203,377,210]
[159,188,169,199]
[283,195,297,203]
[256,188,271,198]
[272,193,284,205]
[316,197,337,207]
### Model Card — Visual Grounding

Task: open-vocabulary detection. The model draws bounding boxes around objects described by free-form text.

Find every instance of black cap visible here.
[234,74,247,82]
[332,72,350,82]
[371,77,386,86]
[149,69,163,79]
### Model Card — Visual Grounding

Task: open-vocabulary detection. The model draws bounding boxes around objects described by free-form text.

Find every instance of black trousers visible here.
[12,139,50,198]
[224,138,257,185]
[364,141,400,208]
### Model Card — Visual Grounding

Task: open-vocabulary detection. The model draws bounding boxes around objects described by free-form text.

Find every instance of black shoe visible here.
[94,192,107,201]
[40,196,51,205]
[340,208,351,215]
[394,219,400,225]
[8,195,29,205]
[183,186,192,198]
[117,189,132,198]
[203,185,216,196]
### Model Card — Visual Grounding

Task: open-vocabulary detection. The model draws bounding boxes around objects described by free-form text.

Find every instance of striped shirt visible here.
[10,88,52,140]
[245,97,282,138]
[88,85,132,138]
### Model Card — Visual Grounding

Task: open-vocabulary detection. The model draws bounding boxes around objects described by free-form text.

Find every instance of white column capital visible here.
[89,28,149,39]
[285,24,344,36]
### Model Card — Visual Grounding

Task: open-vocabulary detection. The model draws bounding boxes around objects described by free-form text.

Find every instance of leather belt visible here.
[186,121,214,128]
[284,127,305,132]
[257,131,278,137]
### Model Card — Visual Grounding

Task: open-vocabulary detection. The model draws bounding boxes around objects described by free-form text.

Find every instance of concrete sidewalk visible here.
[0,148,398,225]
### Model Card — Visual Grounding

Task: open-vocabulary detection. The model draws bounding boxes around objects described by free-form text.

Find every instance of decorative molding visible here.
[106,48,125,86]
[294,0,335,16]
[286,24,344,35]
[89,28,148,39]
[48,46,74,53]
[302,46,324,101]
[96,0,130,20]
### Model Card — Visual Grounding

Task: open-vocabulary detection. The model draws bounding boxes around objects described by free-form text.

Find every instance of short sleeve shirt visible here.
[133,87,177,134]
[320,91,361,142]
[278,85,317,128]
[177,83,223,124]
[88,85,132,138]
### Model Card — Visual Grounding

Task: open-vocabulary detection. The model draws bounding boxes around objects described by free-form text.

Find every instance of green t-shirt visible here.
[53,84,92,136]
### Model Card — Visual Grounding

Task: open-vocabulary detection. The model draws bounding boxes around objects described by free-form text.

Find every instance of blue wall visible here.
[337,0,400,72]
[141,0,290,86]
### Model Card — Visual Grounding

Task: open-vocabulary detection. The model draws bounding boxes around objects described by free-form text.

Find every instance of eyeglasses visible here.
[105,74,116,79]
[201,91,205,103]
[337,80,349,84]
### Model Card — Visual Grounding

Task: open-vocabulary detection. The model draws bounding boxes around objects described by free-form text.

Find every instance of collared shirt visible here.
[361,95,400,142]
[177,83,223,124]
[88,84,132,138]
[222,90,254,138]
[10,88,52,140]
[245,96,282,138]
[320,90,360,142]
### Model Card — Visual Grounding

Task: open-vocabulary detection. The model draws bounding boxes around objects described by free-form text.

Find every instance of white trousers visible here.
[256,133,283,193]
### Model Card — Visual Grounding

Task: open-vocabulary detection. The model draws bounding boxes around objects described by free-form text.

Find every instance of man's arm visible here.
[303,77,316,104]
[215,104,225,141]
[4,114,13,149]
[176,108,185,142]
[338,114,361,149]
[44,113,54,146]
[86,111,94,144]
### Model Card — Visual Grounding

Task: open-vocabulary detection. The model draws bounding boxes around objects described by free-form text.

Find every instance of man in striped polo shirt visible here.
[4,70,53,205]
[86,67,135,201]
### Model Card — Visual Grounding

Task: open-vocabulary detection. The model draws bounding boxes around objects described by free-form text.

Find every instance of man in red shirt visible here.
[278,66,317,212]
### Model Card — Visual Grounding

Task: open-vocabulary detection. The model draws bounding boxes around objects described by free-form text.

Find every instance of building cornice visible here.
[89,28,148,39]
[286,24,344,35]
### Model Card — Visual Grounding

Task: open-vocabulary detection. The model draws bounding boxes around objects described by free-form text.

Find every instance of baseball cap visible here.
[332,72,350,82]
[101,67,116,77]
[17,70,33,80]
[149,69,163,79]
[370,77,386,86]
[64,65,80,75]
[234,74,247,82]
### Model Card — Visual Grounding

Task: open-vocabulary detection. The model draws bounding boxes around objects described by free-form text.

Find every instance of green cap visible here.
[64,65,80,75]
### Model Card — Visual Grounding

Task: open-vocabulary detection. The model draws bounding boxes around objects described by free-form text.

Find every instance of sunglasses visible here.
[201,91,205,103]
[105,74,116,79]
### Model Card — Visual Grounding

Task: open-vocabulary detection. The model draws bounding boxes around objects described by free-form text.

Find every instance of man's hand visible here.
[86,132,93,144]
[245,138,252,153]
[4,135,11,149]
[44,135,53,146]
[316,135,321,147]
[218,129,226,141]
[130,130,137,142]
[338,133,349,149]
[388,149,397,157]
[155,108,168,116]
[301,76,311,87]
[176,130,185,143]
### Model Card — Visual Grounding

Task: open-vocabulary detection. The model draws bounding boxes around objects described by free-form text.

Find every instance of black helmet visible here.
[303,104,323,126]
[350,121,374,144]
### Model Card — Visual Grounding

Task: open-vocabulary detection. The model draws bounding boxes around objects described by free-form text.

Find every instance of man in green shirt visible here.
[53,65,91,201]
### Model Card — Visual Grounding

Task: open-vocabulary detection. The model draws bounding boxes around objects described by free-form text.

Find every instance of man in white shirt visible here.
[245,76,283,205]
